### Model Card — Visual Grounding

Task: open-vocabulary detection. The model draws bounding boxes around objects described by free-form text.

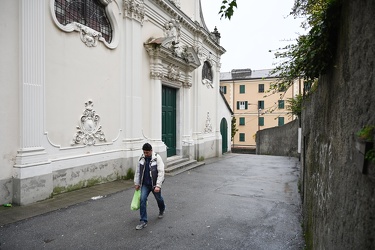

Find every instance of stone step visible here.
[165,157,205,176]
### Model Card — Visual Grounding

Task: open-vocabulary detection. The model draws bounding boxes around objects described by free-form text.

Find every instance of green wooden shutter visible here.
[240,85,245,93]
[239,117,245,125]
[259,117,264,126]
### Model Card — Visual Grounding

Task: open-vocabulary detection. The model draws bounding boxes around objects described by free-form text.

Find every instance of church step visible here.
[165,157,205,176]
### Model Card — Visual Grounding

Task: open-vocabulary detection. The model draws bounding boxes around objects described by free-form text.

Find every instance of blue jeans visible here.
[140,185,165,223]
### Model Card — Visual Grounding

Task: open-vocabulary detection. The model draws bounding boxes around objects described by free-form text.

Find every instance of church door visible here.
[162,86,176,157]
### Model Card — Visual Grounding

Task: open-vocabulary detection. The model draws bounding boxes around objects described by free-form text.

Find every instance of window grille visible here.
[54,0,112,42]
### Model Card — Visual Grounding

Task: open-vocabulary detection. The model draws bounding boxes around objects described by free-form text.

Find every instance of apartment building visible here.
[220,68,302,148]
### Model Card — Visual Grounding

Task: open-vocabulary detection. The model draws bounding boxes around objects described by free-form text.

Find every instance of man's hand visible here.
[135,185,140,190]
[154,186,160,192]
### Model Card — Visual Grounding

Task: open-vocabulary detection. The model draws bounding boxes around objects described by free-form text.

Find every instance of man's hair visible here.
[142,143,152,151]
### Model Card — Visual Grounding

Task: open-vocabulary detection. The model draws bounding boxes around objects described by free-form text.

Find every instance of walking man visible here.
[134,143,166,230]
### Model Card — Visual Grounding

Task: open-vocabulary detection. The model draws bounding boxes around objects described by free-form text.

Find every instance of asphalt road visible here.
[0,154,305,250]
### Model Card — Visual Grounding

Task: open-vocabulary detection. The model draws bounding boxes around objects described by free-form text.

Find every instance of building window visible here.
[258,100,264,109]
[258,84,264,93]
[220,86,227,94]
[258,117,264,126]
[278,100,285,109]
[240,85,245,94]
[237,101,248,110]
[278,117,285,126]
[54,0,113,43]
[239,133,245,142]
[239,117,245,125]
[202,61,213,82]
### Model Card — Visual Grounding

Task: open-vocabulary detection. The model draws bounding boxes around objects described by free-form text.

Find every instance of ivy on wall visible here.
[270,0,342,93]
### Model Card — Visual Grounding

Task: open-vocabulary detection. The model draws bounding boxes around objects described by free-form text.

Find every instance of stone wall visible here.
[256,119,299,158]
[300,0,375,248]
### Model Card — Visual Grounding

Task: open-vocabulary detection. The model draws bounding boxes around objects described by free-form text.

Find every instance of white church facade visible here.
[0,0,231,205]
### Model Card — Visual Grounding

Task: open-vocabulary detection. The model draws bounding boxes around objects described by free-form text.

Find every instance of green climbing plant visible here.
[231,116,239,141]
[356,125,375,164]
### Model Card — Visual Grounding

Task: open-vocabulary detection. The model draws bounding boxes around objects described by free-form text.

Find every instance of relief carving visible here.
[164,19,181,45]
[167,64,181,81]
[72,100,106,146]
[204,112,213,133]
[123,0,145,24]
[76,23,101,47]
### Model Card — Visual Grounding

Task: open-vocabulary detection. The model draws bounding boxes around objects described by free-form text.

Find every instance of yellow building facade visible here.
[220,69,302,148]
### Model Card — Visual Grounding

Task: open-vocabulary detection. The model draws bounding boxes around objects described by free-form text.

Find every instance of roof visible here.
[220,68,278,81]
[220,91,234,115]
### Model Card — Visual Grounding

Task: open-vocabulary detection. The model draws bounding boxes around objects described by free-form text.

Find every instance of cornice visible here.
[148,0,225,55]
[144,36,201,88]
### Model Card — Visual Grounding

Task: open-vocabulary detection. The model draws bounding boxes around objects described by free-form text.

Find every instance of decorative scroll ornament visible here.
[195,45,204,62]
[167,64,181,81]
[72,100,106,146]
[76,23,101,47]
[123,0,145,24]
[204,112,213,133]
[202,61,214,88]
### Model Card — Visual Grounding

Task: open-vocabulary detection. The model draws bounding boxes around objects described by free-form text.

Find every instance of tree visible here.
[269,0,341,93]
[231,117,238,141]
[219,0,237,20]
[286,94,303,120]
[219,0,342,94]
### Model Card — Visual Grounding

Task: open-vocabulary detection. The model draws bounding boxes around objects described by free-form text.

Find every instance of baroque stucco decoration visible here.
[75,23,101,47]
[144,18,201,88]
[123,0,145,24]
[204,112,213,133]
[72,100,106,146]
[50,0,120,49]
[202,61,213,89]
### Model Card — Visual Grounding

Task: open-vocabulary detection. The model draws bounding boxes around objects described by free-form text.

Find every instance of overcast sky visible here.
[200,0,305,73]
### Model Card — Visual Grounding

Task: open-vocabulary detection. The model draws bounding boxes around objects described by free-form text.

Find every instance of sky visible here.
[200,0,305,73]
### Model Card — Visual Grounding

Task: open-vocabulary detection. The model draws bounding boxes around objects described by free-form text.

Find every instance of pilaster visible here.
[16,0,48,164]
[122,0,145,149]
[13,0,52,205]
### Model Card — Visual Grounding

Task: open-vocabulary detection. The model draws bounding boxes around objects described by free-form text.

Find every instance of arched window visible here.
[54,0,113,43]
[202,61,213,82]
